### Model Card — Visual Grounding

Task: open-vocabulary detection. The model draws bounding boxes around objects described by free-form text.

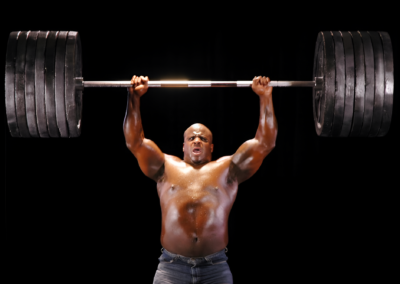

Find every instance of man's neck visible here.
[184,158,211,168]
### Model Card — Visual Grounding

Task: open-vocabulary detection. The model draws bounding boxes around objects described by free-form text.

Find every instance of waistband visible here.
[161,247,228,263]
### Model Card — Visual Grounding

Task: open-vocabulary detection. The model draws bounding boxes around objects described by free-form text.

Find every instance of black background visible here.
[4,6,398,283]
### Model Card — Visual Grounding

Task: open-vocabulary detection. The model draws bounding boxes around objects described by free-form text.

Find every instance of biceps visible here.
[129,138,165,179]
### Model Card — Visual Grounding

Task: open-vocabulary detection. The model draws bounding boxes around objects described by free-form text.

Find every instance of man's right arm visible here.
[123,75,165,181]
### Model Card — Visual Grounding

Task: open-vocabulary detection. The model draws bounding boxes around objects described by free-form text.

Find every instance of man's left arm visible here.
[229,76,277,184]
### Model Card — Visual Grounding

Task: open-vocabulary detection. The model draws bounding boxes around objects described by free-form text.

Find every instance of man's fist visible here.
[252,76,273,97]
[128,75,149,97]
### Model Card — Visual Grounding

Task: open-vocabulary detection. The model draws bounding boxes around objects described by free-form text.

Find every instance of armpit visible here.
[227,160,240,185]
[154,163,165,182]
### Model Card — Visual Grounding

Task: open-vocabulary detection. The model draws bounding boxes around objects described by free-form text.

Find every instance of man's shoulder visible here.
[214,155,233,164]
[164,154,184,164]
[204,156,233,171]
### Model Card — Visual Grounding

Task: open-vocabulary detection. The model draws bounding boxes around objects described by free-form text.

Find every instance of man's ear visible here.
[211,144,214,153]
[183,143,185,152]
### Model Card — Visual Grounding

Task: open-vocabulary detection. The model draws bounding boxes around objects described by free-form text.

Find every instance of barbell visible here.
[4,30,394,138]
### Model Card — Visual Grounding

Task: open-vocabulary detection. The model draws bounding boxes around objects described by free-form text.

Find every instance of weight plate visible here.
[359,31,375,137]
[312,31,335,136]
[331,31,345,137]
[312,32,323,132]
[44,31,60,137]
[15,31,31,137]
[25,31,39,137]
[55,31,69,137]
[65,31,83,137]
[339,31,355,137]
[368,31,385,137]
[35,31,49,137]
[377,32,394,137]
[35,31,50,137]
[349,31,365,137]
[313,34,324,130]
[5,31,20,137]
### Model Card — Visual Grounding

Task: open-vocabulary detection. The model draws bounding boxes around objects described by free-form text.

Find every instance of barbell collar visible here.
[80,78,322,89]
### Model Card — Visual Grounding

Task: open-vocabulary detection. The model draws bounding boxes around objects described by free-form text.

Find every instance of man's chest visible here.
[164,162,229,188]
[157,161,237,201]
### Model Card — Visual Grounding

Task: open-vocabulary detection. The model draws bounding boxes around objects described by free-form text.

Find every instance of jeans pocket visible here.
[211,260,227,265]
[210,255,228,265]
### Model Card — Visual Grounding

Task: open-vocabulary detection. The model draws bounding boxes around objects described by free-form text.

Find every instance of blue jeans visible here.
[153,248,233,284]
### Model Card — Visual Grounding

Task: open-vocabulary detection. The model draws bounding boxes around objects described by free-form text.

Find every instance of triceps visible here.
[230,140,266,183]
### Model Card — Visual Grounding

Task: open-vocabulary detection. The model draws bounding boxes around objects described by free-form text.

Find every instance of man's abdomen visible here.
[160,188,230,257]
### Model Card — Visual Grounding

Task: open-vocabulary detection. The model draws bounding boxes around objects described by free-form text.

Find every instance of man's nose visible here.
[193,137,202,144]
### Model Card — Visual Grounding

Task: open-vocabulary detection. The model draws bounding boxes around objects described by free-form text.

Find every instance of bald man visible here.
[123,75,277,284]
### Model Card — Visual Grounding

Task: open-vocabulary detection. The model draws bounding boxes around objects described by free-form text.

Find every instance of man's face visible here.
[183,124,214,165]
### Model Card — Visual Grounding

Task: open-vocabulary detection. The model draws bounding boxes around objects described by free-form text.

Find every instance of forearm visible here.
[255,95,277,148]
[123,92,144,149]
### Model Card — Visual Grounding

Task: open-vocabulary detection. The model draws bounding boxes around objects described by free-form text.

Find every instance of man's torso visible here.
[157,155,238,257]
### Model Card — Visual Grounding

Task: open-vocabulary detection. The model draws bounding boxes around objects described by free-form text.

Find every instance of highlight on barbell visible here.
[4,31,394,138]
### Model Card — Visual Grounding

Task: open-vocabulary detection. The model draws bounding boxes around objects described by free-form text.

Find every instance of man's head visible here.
[183,123,214,165]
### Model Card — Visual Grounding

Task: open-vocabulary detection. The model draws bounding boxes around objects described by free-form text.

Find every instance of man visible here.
[123,75,277,284]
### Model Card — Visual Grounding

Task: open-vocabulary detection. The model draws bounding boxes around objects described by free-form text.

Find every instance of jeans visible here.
[153,248,233,284]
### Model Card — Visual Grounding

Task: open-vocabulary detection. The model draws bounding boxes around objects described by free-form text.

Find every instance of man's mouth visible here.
[192,148,202,155]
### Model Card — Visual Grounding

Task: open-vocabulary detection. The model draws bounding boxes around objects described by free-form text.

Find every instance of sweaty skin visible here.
[123,75,277,257]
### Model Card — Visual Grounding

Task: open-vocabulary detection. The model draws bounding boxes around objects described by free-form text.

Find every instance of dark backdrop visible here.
[4,7,398,283]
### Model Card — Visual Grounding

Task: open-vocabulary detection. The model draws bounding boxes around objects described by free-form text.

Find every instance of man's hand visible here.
[252,76,273,97]
[128,75,149,97]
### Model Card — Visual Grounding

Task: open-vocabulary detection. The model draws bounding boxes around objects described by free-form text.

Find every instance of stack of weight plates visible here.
[312,31,394,137]
[5,31,83,138]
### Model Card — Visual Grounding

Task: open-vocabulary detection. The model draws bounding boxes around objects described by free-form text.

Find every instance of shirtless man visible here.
[123,75,277,284]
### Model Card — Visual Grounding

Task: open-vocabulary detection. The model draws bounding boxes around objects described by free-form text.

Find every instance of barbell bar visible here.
[4,30,394,138]
[79,80,319,88]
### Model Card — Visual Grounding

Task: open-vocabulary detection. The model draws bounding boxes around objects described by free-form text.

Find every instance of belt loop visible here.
[225,247,228,253]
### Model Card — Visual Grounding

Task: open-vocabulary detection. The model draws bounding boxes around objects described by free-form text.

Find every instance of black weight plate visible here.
[35,31,49,137]
[5,31,20,137]
[44,31,60,137]
[368,31,385,137]
[377,31,394,137]
[312,31,335,136]
[359,31,375,137]
[15,31,31,137]
[321,31,336,136]
[349,31,365,137]
[25,31,39,137]
[331,31,345,137]
[312,32,324,133]
[65,31,83,137]
[55,31,69,137]
[339,31,355,137]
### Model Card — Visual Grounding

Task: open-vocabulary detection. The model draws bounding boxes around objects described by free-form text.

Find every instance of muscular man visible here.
[123,75,277,284]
